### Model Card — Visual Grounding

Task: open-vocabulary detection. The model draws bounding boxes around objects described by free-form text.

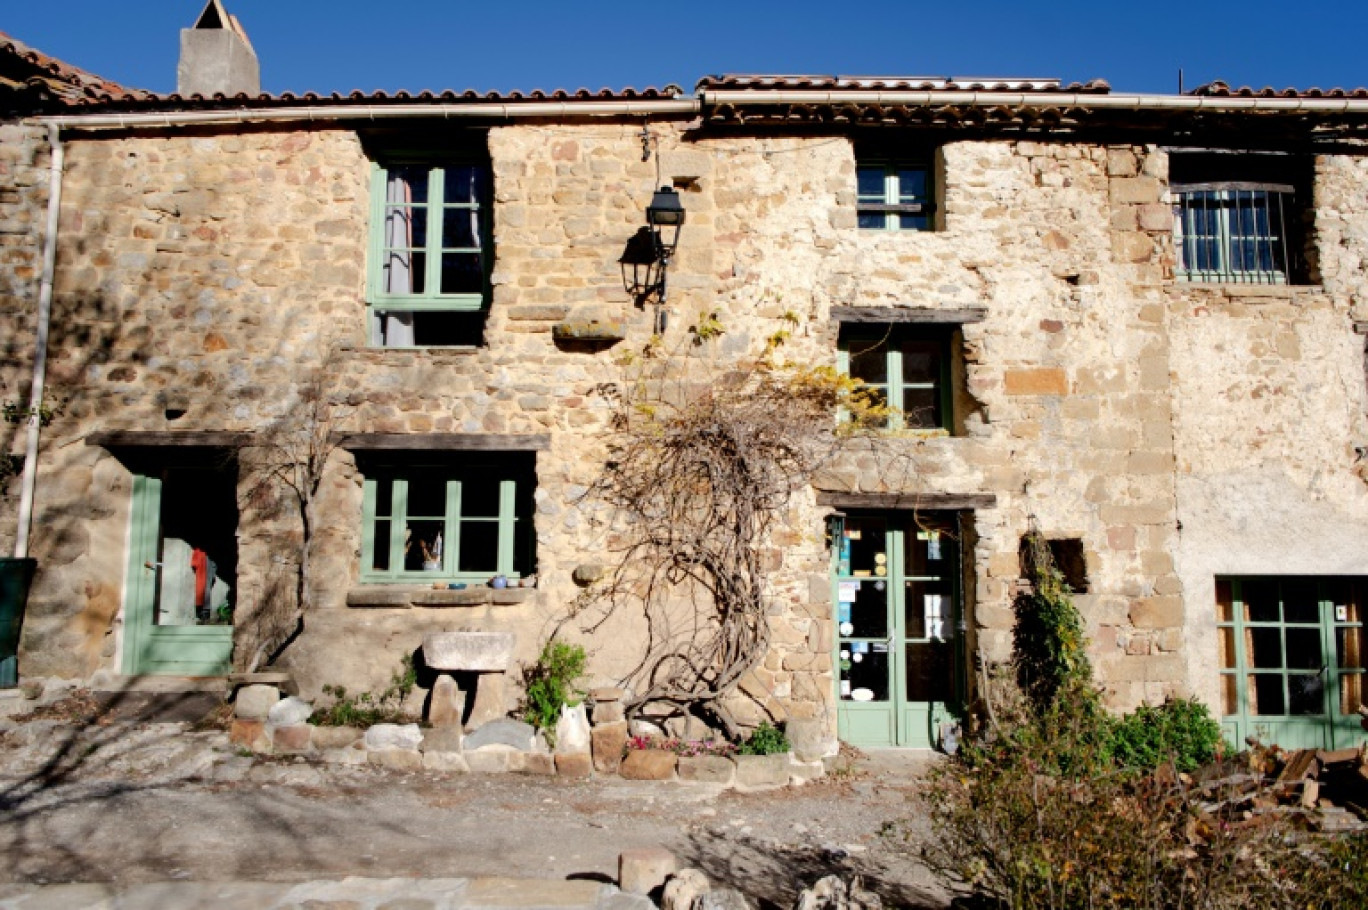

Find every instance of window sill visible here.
[1165,283,1324,300]
[346,585,534,609]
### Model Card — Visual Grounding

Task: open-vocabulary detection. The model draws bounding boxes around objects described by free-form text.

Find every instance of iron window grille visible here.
[857,158,935,232]
[1172,181,1296,284]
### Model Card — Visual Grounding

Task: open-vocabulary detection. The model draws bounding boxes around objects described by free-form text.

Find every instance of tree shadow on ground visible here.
[0,679,417,884]
[677,828,953,909]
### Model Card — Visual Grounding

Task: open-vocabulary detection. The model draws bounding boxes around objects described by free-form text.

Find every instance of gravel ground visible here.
[0,715,954,909]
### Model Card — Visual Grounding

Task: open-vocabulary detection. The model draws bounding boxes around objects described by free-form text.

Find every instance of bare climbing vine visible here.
[570,315,887,737]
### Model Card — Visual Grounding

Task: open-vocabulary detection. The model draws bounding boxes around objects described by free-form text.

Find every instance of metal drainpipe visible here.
[13,124,63,560]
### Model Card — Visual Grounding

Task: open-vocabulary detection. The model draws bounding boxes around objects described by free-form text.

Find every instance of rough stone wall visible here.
[1170,151,1368,711]
[0,121,50,552]
[13,113,1368,732]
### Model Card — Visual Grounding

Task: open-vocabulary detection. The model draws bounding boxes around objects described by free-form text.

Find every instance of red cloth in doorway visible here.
[191,548,209,608]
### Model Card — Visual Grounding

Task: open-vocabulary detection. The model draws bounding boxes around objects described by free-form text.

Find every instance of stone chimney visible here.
[177,0,260,97]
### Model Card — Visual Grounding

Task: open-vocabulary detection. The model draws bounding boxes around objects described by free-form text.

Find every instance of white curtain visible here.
[375,170,416,347]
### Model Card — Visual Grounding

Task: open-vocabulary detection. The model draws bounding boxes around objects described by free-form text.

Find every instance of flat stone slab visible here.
[463,718,536,752]
[423,631,516,672]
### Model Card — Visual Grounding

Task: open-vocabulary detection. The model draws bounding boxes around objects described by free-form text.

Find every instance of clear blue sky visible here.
[7,0,1365,97]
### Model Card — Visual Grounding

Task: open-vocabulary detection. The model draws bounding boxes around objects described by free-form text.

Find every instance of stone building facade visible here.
[4,32,1368,751]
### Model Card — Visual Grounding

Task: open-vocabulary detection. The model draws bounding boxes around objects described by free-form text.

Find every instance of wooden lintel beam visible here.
[86,430,251,448]
[334,433,551,452]
[816,490,998,511]
[830,306,988,324]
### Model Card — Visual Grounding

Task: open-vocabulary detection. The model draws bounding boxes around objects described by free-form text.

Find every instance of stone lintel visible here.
[334,433,551,451]
[830,306,988,324]
[815,490,997,511]
[346,586,534,608]
[87,430,251,448]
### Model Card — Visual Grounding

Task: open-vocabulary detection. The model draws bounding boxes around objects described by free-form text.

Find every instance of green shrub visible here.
[737,720,790,755]
[1109,696,1223,772]
[311,655,417,727]
[521,639,587,733]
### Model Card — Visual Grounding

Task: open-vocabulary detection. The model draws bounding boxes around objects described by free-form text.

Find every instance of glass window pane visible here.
[1337,627,1364,671]
[906,579,951,640]
[440,252,484,294]
[904,526,949,577]
[1250,674,1285,715]
[1216,579,1234,622]
[388,166,429,204]
[374,481,392,517]
[458,522,499,574]
[444,166,486,204]
[1242,580,1279,622]
[906,641,952,702]
[1340,673,1363,716]
[384,205,427,249]
[902,388,940,429]
[856,167,886,199]
[371,520,391,572]
[404,519,445,571]
[1220,674,1238,716]
[1288,673,1324,716]
[858,212,886,230]
[443,208,480,249]
[901,343,940,384]
[844,517,887,576]
[898,214,930,231]
[1285,627,1322,670]
[461,477,500,518]
[897,168,928,202]
[1247,627,1283,669]
[846,581,888,639]
[406,472,448,518]
[847,340,889,384]
[839,644,888,702]
[1219,627,1237,669]
[383,249,425,295]
[1327,579,1362,624]
[1282,578,1320,623]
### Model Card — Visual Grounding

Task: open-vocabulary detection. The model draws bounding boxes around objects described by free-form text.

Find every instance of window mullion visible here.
[446,479,461,577]
[391,479,409,577]
[496,480,517,577]
[887,347,904,430]
[361,478,378,576]
[426,166,444,297]
[885,165,897,231]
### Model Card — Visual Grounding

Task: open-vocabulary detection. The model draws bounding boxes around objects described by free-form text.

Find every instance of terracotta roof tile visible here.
[696,74,1111,94]
[1191,80,1368,99]
[0,29,150,108]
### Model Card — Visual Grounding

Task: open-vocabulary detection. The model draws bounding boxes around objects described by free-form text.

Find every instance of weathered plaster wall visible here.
[1170,151,1368,712]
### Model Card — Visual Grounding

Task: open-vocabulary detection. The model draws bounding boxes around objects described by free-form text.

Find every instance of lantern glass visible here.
[646,186,686,256]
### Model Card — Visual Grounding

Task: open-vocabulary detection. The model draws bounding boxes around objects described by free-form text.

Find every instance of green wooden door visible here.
[122,471,235,677]
[1218,577,1366,751]
[833,513,960,748]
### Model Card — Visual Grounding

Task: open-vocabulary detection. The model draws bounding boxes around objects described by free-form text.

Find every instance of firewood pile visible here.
[1187,741,1368,835]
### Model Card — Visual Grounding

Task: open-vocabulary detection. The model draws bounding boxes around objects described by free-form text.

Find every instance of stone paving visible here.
[0,877,652,910]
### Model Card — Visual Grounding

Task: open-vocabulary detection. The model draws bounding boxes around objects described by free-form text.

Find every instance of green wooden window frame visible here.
[359,456,534,583]
[1217,577,1365,722]
[856,158,934,232]
[837,325,953,431]
[366,160,492,342]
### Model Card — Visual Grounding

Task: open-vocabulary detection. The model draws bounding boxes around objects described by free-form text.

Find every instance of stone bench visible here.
[422,631,516,732]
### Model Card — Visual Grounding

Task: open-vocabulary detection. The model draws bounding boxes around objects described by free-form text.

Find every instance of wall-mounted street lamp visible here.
[620,185,686,334]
